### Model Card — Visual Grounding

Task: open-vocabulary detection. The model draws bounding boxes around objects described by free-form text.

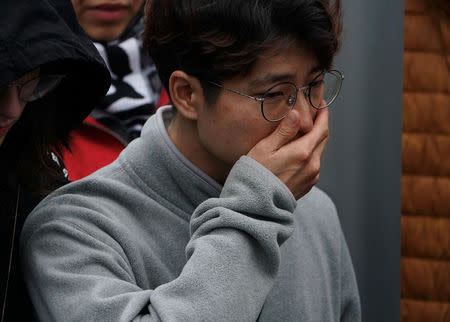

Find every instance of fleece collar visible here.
[120,106,222,219]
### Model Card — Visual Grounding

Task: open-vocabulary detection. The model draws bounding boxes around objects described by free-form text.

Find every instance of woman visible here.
[63,0,170,181]
[0,0,110,320]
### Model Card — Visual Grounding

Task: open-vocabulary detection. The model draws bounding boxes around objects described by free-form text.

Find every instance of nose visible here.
[293,91,315,134]
[0,86,23,125]
[0,85,20,112]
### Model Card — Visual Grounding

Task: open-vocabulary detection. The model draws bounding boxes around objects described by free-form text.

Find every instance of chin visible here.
[88,27,124,42]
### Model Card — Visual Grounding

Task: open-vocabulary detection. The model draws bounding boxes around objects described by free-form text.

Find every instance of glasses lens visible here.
[20,75,64,102]
[262,83,297,121]
[309,71,342,109]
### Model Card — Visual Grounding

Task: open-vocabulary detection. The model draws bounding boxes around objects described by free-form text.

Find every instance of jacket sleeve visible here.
[20,156,296,322]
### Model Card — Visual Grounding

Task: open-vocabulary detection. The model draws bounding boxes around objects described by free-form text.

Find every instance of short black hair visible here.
[144,0,342,102]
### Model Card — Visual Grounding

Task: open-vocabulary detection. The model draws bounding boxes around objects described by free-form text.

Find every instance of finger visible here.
[281,108,329,158]
[313,129,329,157]
[305,134,328,183]
[311,99,326,123]
[303,108,329,146]
[263,109,301,151]
[319,99,327,108]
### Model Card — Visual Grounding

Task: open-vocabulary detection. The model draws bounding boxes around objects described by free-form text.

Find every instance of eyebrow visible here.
[308,65,323,76]
[249,65,323,88]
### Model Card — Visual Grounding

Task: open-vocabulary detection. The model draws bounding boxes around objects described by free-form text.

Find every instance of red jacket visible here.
[63,89,170,181]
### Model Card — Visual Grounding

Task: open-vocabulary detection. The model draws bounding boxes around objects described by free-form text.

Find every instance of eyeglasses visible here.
[8,74,65,102]
[208,69,344,122]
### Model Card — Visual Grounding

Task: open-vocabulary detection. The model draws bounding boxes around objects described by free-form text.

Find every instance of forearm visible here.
[153,157,295,320]
[21,157,296,321]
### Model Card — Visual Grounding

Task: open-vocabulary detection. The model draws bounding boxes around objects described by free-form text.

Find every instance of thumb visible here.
[268,110,300,151]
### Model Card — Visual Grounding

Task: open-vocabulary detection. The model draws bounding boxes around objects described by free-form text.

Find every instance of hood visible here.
[0,0,111,134]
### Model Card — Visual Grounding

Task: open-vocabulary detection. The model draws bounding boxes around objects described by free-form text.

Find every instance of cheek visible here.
[71,3,90,30]
[229,105,277,150]
[197,106,274,164]
[132,0,145,12]
[71,1,83,17]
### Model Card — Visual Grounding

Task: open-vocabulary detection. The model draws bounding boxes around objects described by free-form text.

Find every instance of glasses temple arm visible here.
[207,81,263,102]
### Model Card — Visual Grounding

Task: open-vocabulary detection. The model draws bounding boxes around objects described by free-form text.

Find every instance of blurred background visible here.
[318,0,449,321]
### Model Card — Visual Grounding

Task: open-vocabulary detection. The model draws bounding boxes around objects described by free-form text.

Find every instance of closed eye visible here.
[264,91,284,99]
[9,76,39,88]
[309,79,324,88]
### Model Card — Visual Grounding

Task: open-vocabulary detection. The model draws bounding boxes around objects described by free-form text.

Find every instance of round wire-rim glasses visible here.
[8,74,65,102]
[208,69,344,122]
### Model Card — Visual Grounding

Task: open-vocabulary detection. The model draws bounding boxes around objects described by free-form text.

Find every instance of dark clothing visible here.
[1,179,39,321]
[62,93,170,182]
[61,9,169,181]
[0,0,110,320]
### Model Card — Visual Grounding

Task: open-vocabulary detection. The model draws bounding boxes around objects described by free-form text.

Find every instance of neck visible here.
[167,113,230,185]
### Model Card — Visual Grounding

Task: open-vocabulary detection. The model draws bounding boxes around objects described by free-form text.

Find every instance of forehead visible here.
[241,41,320,88]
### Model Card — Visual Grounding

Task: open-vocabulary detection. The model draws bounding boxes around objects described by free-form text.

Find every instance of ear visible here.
[169,70,205,120]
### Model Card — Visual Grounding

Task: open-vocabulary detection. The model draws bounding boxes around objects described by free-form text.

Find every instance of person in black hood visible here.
[0,0,110,320]
[62,0,169,181]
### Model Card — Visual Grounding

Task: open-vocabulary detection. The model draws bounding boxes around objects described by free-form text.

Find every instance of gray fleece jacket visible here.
[20,106,360,322]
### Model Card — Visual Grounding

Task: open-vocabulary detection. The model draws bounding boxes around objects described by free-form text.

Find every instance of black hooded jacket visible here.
[0,0,110,320]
